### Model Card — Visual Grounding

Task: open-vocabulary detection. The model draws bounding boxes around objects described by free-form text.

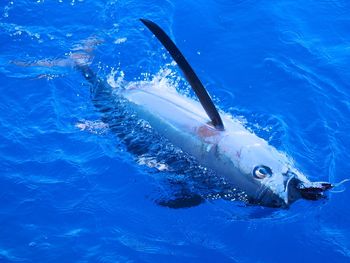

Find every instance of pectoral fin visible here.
[157,193,204,208]
[155,179,205,209]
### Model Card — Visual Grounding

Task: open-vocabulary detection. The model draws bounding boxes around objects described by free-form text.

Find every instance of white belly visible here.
[118,83,269,196]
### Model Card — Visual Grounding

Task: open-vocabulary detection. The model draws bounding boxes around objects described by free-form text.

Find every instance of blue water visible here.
[1,0,350,262]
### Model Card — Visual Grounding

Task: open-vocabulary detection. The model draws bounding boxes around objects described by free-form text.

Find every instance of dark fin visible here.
[157,193,205,209]
[140,18,224,131]
[155,178,205,208]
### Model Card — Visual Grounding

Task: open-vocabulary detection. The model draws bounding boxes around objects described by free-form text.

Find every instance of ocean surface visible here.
[1,0,350,262]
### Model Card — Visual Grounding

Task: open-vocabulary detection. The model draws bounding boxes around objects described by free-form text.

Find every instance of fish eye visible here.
[253,165,272,179]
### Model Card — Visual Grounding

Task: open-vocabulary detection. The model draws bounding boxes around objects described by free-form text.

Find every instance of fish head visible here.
[253,168,333,208]
[236,142,333,208]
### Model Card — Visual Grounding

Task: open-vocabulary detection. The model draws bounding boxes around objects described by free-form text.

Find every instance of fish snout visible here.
[254,172,333,208]
[285,176,333,203]
[296,181,333,200]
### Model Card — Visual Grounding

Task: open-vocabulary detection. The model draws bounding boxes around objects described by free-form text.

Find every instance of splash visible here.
[137,156,169,171]
[114,37,127,44]
[107,67,125,88]
[75,119,109,135]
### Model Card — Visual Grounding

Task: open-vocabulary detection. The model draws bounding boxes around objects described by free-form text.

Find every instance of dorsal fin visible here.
[140,18,224,131]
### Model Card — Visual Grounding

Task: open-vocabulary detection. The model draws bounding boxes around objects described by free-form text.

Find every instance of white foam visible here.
[75,119,109,135]
[114,37,127,44]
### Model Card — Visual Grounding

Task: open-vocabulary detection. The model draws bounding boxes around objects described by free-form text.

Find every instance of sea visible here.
[1,0,350,262]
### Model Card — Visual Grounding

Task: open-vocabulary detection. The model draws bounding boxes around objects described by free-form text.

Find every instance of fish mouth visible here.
[285,173,333,204]
[254,173,333,208]
[294,180,333,200]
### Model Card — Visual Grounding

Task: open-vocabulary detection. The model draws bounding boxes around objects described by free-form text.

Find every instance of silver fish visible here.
[76,19,333,208]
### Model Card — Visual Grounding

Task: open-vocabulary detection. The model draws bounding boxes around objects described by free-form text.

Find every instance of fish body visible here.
[75,19,333,208]
[113,80,305,207]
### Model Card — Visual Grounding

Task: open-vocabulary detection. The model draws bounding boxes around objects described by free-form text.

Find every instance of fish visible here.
[76,19,333,208]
